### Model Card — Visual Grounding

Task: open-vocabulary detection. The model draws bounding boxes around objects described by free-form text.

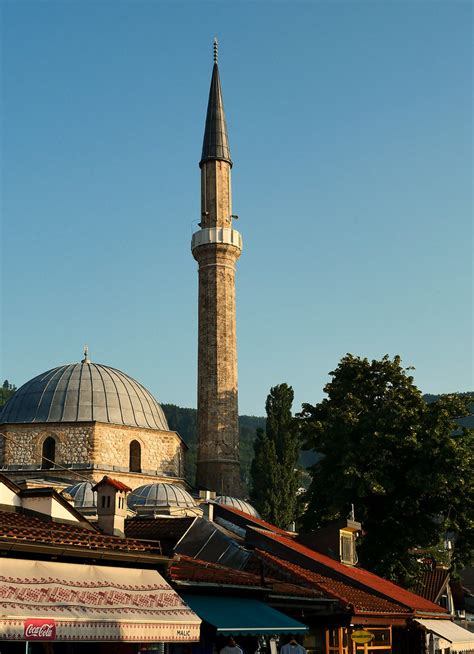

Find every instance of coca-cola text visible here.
[24,619,56,640]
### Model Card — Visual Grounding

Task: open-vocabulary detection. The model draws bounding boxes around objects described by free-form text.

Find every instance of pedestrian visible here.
[220,637,244,654]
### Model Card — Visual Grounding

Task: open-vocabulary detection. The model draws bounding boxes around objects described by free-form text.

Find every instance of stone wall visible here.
[1,423,94,466]
[0,421,186,486]
[92,422,184,478]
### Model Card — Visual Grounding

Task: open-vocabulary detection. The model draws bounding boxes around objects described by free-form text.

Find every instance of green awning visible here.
[181,595,308,636]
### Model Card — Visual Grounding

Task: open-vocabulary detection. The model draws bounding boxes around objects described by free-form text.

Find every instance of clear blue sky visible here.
[1,1,472,416]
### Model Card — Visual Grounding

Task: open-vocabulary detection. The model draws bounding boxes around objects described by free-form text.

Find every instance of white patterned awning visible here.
[0,558,200,642]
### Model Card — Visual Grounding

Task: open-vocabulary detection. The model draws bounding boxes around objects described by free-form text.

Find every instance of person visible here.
[220,637,243,654]
[280,638,306,654]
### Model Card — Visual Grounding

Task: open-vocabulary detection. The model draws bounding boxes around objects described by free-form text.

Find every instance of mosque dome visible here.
[216,495,260,518]
[63,481,97,509]
[0,357,169,431]
[128,483,197,511]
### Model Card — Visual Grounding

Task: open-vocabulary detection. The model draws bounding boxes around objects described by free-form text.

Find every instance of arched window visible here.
[129,440,141,472]
[41,437,56,469]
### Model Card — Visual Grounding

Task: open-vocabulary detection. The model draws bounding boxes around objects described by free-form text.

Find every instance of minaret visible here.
[192,40,242,496]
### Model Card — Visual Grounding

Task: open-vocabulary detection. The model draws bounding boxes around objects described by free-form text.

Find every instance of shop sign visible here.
[24,619,56,640]
[351,630,374,644]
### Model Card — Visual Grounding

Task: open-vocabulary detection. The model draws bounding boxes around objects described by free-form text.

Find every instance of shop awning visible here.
[414,618,474,652]
[0,558,200,642]
[181,595,308,635]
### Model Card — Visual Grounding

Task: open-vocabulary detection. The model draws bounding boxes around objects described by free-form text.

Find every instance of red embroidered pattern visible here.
[0,585,186,608]
[0,566,200,642]
[0,577,168,591]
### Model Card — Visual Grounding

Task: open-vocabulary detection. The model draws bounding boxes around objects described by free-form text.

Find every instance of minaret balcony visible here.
[191,227,243,253]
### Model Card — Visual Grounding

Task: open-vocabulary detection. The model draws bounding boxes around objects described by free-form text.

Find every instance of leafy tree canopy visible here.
[299,354,473,587]
[0,380,16,407]
[250,383,302,528]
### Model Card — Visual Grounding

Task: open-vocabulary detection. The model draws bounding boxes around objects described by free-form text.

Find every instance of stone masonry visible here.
[192,52,243,496]
[0,421,186,489]
[194,239,241,495]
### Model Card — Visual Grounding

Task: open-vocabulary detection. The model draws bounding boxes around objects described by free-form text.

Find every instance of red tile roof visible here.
[92,476,131,492]
[255,550,410,615]
[215,504,296,536]
[247,527,447,615]
[0,509,161,554]
[170,554,320,598]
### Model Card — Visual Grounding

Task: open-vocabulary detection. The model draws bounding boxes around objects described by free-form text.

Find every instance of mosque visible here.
[0,41,256,519]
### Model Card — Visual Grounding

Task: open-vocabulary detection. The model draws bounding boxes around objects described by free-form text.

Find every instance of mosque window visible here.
[129,440,141,473]
[41,437,56,469]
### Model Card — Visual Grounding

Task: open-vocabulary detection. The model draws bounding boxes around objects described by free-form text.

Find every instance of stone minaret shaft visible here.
[192,43,242,496]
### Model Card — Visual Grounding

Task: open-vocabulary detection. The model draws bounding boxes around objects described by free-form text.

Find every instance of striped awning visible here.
[0,558,200,642]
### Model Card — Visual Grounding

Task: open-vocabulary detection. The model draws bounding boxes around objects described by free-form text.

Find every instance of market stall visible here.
[0,558,201,649]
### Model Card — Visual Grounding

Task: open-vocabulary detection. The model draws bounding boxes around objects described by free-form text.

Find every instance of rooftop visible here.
[0,360,169,431]
[125,516,195,554]
[214,503,296,537]
[413,567,450,604]
[246,527,447,615]
[0,508,163,555]
[170,554,321,599]
[253,550,411,616]
[92,476,132,492]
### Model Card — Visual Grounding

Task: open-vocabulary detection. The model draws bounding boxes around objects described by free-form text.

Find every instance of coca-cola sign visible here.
[24,619,56,640]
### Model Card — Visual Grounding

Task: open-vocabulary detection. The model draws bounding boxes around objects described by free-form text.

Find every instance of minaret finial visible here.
[81,345,90,364]
[213,37,218,64]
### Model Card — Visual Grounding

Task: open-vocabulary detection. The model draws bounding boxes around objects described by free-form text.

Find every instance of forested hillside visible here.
[162,404,265,489]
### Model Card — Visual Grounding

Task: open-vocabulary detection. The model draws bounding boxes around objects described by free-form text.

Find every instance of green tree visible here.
[0,380,16,407]
[299,354,473,587]
[250,384,301,528]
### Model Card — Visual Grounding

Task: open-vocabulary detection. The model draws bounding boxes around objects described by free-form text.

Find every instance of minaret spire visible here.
[192,42,243,497]
[200,39,232,168]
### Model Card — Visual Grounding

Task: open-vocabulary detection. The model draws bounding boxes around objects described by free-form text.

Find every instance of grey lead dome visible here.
[0,362,169,431]
[128,483,196,510]
[64,481,97,509]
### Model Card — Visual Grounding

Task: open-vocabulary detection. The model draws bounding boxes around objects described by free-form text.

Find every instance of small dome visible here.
[216,496,260,518]
[64,481,97,509]
[128,483,196,510]
[0,360,169,431]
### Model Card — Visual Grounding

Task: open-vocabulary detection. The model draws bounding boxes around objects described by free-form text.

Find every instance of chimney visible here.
[92,476,131,537]
[199,490,216,522]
